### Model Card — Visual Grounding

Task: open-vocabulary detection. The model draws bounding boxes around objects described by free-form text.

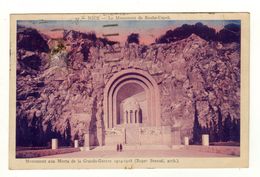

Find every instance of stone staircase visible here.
[81,144,183,151]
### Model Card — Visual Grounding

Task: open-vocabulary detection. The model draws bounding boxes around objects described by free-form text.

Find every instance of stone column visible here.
[51,138,58,150]
[184,137,189,146]
[202,134,209,146]
[129,110,130,123]
[133,110,135,123]
[137,110,139,123]
[124,111,126,124]
[129,110,132,123]
[134,110,137,123]
[126,111,129,124]
[131,110,133,123]
[74,140,79,148]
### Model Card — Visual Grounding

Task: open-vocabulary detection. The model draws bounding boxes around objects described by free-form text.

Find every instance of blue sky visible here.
[18,20,240,30]
[18,20,240,44]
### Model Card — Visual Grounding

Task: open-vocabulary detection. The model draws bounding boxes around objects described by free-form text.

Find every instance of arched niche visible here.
[103,69,161,128]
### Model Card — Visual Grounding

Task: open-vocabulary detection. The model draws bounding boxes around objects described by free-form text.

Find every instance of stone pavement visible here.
[42,145,235,158]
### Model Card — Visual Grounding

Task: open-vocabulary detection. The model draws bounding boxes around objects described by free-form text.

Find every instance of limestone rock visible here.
[16,27,240,147]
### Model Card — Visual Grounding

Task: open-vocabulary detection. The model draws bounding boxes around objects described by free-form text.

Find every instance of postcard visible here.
[9,13,249,169]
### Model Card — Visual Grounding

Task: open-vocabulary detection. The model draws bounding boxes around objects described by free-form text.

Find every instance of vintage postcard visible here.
[9,13,249,169]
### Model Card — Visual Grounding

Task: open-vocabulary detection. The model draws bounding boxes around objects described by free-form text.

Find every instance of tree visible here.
[155,22,241,44]
[231,118,240,142]
[217,106,224,142]
[192,101,202,144]
[156,22,217,44]
[81,44,90,62]
[64,119,72,146]
[44,120,53,147]
[16,116,30,146]
[223,113,232,141]
[201,124,209,134]
[51,41,66,55]
[209,119,218,142]
[17,26,50,53]
[217,23,240,43]
[127,33,140,44]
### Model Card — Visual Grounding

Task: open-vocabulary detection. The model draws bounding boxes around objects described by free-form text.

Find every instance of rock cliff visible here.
[16,26,240,146]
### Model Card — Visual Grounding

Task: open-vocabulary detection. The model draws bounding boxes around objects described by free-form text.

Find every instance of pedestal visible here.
[184,137,189,146]
[51,138,58,150]
[202,134,209,146]
[74,140,79,148]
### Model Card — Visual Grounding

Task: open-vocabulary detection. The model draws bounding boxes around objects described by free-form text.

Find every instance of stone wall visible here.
[102,126,180,147]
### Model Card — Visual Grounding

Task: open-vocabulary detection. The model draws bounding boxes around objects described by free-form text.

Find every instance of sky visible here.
[18,20,240,44]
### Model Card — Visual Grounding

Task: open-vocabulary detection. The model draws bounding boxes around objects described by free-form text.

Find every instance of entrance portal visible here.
[103,69,162,145]
[103,69,161,129]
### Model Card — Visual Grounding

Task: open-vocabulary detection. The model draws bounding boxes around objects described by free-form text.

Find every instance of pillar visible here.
[124,111,126,124]
[74,140,79,148]
[202,134,209,146]
[51,138,58,150]
[134,110,137,123]
[130,110,133,123]
[184,137,189,146]
[137,110,139,123]
[134,110,136,123]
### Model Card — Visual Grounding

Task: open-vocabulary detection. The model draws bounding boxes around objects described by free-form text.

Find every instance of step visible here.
[83,145,183,151]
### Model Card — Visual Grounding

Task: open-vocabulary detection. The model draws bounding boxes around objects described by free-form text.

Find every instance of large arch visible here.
[103,69,161,128]
[113,80,149,125]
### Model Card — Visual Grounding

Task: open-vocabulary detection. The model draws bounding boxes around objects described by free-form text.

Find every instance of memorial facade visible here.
[101,69,181,147]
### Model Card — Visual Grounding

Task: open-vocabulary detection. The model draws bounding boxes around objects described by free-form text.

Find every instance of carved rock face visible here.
[16,27,240,146]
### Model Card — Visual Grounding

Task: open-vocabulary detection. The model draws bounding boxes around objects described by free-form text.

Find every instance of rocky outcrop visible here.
[17,26,50,53]
[16,27,240,147]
